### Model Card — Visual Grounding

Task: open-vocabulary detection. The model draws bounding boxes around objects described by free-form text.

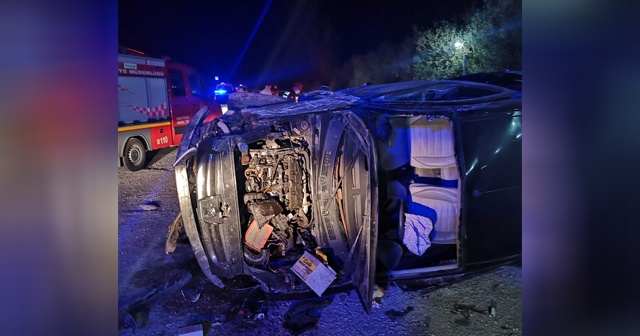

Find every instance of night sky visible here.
[119,0,479,90]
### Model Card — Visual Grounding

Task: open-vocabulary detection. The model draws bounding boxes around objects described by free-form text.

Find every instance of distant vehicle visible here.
[213,82,236,113]
[170,80,522,312]
[117,47,222,171]
[451,70,522,92]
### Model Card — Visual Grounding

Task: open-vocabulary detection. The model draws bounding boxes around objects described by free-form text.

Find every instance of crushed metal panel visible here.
[194,137,244,277]
[341,112,378,314]
[174,163,225,288]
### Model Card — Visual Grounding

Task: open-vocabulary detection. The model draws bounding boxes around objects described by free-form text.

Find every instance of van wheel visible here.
[123,138,147,171]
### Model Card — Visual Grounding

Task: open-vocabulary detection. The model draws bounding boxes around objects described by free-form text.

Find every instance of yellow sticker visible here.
[300,256,316,272]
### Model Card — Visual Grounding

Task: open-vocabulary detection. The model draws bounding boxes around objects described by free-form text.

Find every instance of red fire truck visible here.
[118,47,222,171]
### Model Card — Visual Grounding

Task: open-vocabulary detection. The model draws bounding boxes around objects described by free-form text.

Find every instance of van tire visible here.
[123,138,147,171]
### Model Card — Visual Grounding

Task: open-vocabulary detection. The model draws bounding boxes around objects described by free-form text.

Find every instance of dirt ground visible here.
[118,147,522,336]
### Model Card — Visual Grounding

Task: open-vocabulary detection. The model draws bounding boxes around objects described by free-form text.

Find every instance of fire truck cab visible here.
[118,47,222,171]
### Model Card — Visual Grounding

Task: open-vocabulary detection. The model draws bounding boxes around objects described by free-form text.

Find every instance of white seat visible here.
[408,117,456,169]
[409,184,458,244]
[407,116,459,244]
[386,116,461,252]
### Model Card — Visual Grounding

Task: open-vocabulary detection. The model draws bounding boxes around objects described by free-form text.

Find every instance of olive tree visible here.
[413,0,521,80]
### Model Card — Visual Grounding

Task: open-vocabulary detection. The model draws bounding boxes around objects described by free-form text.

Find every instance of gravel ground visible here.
[118,148,522,336]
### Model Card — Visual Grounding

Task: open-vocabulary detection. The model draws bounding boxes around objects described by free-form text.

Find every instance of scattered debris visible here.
[489,299,497,317]
[282,298,333,335]
[210,311,230,326]
[118,270,193,331]
[385,306,414,321]
[139,200,160,211]
[165,212,184,254]
[225,274,260,290]
[453,302,488,315]
[178,323,203,336]
[338,292,349,303]
[181,288,201,303]
[231,287,270,324]
[372,284,386,304]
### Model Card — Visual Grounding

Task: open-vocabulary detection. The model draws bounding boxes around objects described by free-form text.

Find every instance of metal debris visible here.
[118,270,192,331]
[165,212,184,254]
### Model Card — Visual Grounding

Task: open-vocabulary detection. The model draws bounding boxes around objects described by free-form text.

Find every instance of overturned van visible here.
[171,80,522,312]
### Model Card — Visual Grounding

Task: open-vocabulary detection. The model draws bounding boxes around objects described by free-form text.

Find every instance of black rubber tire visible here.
[123,138,147,171]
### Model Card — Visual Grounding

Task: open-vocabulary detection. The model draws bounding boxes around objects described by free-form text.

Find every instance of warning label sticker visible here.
[291,251,337,297]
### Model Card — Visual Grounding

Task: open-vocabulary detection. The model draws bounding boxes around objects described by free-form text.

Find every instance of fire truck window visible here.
[169,69,186,97]
[188,72,206,98]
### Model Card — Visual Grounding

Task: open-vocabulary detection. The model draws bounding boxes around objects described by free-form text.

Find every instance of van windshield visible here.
[188,72,209,99]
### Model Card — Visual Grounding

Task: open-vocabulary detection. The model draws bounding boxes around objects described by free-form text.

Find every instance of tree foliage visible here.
[330,33,417,89]
[413,0,521,80]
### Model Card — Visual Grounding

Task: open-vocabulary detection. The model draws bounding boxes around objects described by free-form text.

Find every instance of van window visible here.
[169,69,186,97]
[188,72,207,98]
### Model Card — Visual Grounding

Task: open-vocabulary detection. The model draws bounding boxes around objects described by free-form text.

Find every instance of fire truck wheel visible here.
[123,138,147,171]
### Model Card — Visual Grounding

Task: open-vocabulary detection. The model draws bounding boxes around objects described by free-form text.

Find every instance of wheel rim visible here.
[128,147,141,164]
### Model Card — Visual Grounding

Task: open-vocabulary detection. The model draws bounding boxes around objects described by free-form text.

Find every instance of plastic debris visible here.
[372,285,386,304]
[178,324,203,336]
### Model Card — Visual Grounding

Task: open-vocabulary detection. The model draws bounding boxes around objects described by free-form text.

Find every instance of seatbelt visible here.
[386,164,458,188]
[412,176,458,188]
